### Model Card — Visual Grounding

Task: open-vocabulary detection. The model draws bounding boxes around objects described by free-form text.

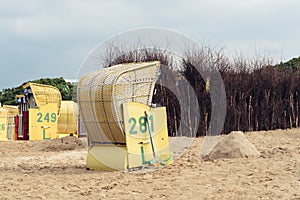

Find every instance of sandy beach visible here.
[0,129,299,199]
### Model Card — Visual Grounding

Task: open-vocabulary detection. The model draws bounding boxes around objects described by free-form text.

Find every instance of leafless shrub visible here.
[103,43,300,136]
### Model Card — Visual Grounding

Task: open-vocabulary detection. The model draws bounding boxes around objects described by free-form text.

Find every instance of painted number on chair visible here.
[1,124,5,130]
[128,115,154,135]
[37,113,57,123]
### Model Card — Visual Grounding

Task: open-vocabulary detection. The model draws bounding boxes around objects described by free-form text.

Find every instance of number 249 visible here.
[37,113,57,123]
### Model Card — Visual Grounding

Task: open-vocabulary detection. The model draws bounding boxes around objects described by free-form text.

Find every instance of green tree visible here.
[275,56,300,69]
[0,86,23,105]
[0,77,75,105]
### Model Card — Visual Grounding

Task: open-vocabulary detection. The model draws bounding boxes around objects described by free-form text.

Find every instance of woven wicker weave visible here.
[78,61,160,145]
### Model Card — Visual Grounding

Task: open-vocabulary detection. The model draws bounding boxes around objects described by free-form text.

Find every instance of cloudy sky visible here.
[0,0,299,90]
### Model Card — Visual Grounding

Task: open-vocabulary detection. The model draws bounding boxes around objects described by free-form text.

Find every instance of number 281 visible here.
[128,115,154,135]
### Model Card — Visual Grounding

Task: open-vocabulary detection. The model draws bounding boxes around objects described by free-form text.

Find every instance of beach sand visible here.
[0,129,299,199]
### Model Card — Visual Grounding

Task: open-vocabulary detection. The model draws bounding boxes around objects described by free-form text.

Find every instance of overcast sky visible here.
[0,0,299,90]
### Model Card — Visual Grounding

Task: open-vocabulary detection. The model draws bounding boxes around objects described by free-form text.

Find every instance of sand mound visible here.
[31,136,85,152]
[201,131,260,160]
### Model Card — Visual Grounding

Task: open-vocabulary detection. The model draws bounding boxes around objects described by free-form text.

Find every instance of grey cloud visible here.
[0,0,299,90]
